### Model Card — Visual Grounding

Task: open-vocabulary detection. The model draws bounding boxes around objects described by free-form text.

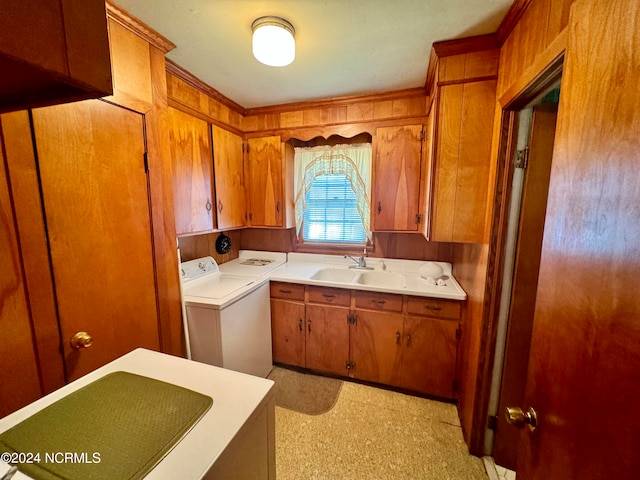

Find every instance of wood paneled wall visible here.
[455,0,577,454]
[497,0,575,99]
[244,89,428,138]
[166,66,244,134]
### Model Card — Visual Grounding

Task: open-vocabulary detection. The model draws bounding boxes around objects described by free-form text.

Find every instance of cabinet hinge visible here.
[415,213,422,225]
[420,128,426,142]
[346,360,355,370]
[347,314,357,325]
[487,415,498,431]
[456,326,462,341]
[515,147,529,169]
[143,152,149,173]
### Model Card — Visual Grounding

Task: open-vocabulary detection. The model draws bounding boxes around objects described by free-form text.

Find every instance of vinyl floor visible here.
[269,367,489,480]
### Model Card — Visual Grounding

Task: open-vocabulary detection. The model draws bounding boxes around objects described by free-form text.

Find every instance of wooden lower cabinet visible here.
[350,309,403,385]
[270,298,305,367]
[398,316,459,398]
[305,304,350,375]
[271,282,463,398]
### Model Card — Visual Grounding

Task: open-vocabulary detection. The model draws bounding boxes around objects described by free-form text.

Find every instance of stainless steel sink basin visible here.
[356,271,405,288]
[310,268,358,283]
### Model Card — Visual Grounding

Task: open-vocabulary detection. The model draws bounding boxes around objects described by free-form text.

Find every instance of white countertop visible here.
[268,253,467,301]
[0,349,274,480]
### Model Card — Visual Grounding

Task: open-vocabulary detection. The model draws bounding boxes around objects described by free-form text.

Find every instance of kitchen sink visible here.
[356,271,405,288]
[310,268,358,283]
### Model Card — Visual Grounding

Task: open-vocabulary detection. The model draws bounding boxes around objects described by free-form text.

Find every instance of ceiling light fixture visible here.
[251,16,295,67]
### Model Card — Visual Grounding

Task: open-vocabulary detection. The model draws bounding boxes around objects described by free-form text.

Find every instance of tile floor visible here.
[483,456,516,480]
[272,368,489,480]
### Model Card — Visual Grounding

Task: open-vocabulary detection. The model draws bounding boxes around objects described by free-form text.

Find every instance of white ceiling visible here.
[112,0,512,109]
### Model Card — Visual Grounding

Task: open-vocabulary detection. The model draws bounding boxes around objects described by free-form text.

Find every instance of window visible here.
[303,174,366,243]
[294,142,372,245]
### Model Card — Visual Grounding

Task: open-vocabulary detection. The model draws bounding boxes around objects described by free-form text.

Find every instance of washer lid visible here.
[182,274,255,299]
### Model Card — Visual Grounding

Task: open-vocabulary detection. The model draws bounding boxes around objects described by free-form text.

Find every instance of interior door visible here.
[32,99,160,381]
[493,103,558,469]
[511,1,640,478]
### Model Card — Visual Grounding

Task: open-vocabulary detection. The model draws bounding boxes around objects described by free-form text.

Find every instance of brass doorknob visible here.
[70,331,93,349]
[505,406,538,432]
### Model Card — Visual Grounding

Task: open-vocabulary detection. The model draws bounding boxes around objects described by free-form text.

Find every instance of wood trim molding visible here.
[245,87,428,116]
[106,1,176,53]
[432,33,499,58]
[437,75,499,88]
[244,115,428,142]
[496,0,533,44]
[166,60,247,115]
[167,98,245,137]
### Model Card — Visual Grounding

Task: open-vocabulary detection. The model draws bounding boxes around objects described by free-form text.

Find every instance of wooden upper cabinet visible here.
[0,0,112,113]
[167,107,215,235]
[211,126,246,229]
[373,124,424,232]
[246,136,294,228]
[431,79,497,243]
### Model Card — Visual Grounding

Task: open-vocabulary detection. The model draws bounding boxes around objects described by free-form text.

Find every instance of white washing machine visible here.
[180,252,286,378]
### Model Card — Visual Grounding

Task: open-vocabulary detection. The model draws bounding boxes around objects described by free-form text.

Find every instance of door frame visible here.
[470,54,564,455]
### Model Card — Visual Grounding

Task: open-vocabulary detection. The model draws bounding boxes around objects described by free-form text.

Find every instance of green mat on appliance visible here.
[0,371,213,480]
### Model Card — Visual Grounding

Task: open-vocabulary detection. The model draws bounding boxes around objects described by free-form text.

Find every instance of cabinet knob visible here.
[70,331,93,350]
[205,200,212,212]
[377,202,382,214]
[395,331,401,345]
[218,200,223,213]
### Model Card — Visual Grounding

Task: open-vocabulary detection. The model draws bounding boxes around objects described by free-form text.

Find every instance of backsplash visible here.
[179,228,455,264]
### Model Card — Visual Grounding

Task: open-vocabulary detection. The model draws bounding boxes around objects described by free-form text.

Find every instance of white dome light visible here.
[252,16,295,67]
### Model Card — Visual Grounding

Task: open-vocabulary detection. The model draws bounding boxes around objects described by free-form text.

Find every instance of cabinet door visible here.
[32,99,161,381]
[351,309,403,385]
[0,0,111,113]
[270,299,305,367]
[168,107,215,235]
[212,125,245,229]
[431,80,496,242]
[246,136,283,227]
[373,125,423,231]
[305,304,350,375]
[399,316,458,398]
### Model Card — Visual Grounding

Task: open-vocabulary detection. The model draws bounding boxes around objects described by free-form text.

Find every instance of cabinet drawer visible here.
[355,291,403,312]
[307,286,350,306]
[406,297,461,319]
[270,282,305,301]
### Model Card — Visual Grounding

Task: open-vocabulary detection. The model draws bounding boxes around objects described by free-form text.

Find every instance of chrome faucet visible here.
[344,254,373,270]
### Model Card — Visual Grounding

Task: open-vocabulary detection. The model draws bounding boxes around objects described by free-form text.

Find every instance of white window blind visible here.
[303,174,366,243]
[293,143,372,244]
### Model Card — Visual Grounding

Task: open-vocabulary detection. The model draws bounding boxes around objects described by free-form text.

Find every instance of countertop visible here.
[268,253,467,301]
[0,349,274,479]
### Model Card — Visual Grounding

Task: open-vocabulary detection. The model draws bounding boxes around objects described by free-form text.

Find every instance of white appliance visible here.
[180,252,285,378]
